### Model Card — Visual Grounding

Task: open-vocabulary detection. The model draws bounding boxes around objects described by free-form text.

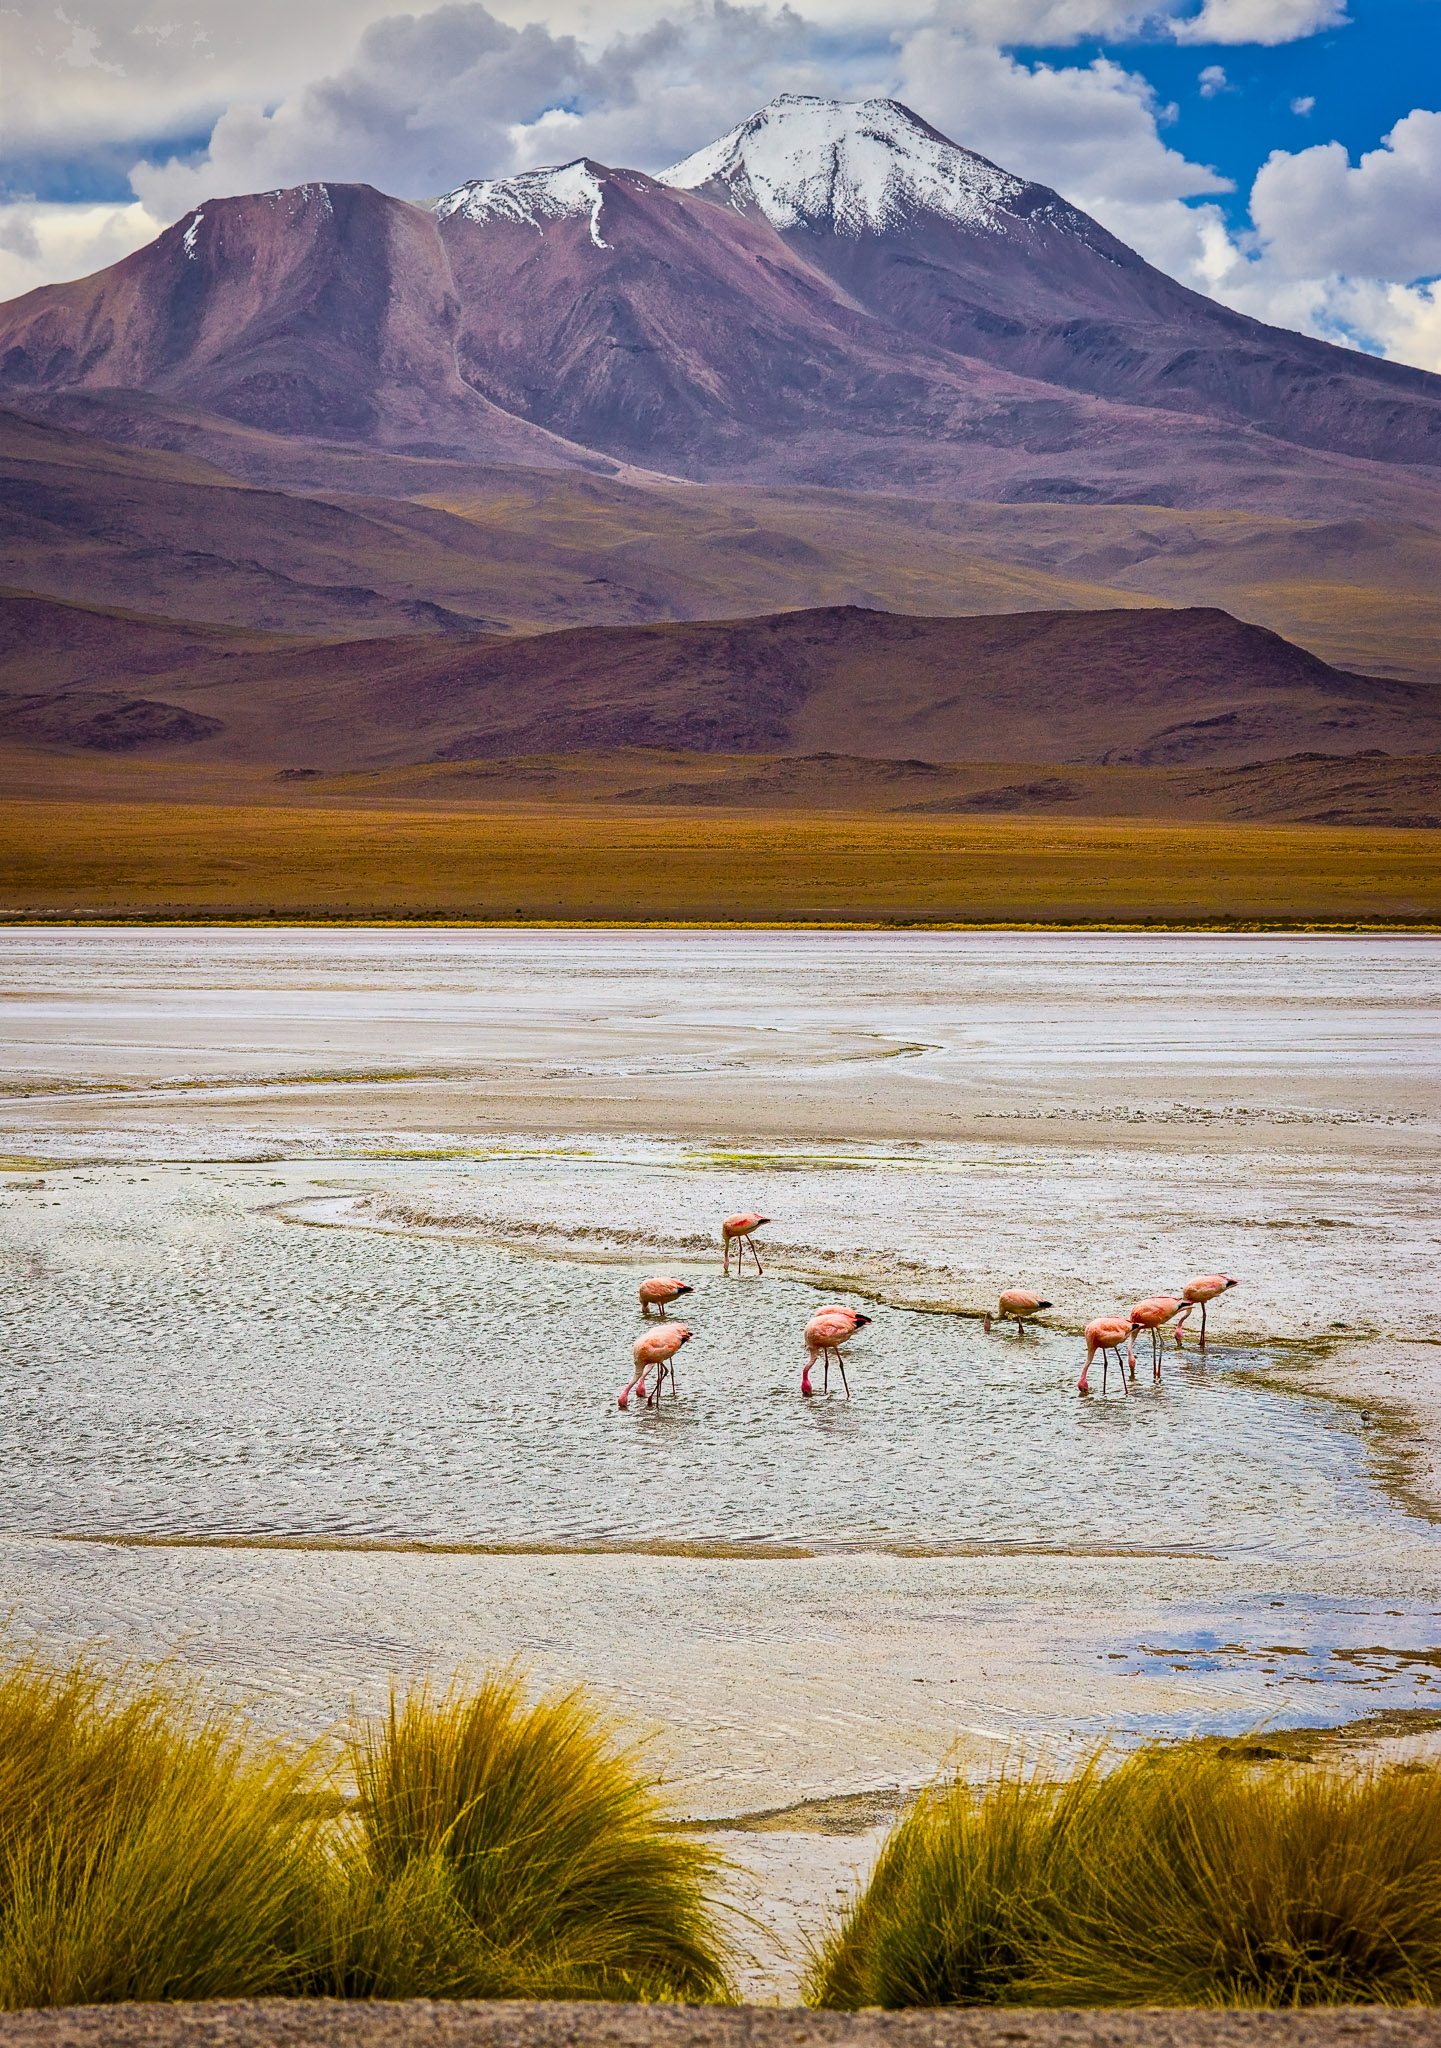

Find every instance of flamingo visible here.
[1078,1316,1132,1396]
[1176,1273,1238,1348]
[722,1212,769,1276]
[802,1305,870,1397]
[1128,1296,1186,1379]
[984,1289,1052,1336]
[619,1322,691,1409]
[639,1276,693,1317]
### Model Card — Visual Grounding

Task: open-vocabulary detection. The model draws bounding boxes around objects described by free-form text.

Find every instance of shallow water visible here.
[0,1161,1434,1571]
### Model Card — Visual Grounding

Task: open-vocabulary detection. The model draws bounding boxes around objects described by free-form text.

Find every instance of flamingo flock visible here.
[615,1212,1238,1408]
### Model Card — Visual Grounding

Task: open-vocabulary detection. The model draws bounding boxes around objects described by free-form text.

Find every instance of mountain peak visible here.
[660,93,1031,236]
[435,160,613,248]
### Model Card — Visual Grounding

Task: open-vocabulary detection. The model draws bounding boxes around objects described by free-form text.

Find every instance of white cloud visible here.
[1170,0,1346,45]
[128,1,834,214]
[1290,93,1314,114]
[894,26,1231,228]
[0,198,163,301]
[1198,62,1228,96]
[1248,108,1441,279]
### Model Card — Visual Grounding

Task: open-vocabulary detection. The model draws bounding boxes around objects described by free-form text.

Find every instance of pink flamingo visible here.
[984,1289,1052,1336]
[802,1305,871,1397]
[1176,1273,1238,1348]
[722,1212,770,1276]
[618,1322,691,1409]
[639,1276,693,1317]
[1128,1296,1185,1378]
[1078,1316,1132,1396]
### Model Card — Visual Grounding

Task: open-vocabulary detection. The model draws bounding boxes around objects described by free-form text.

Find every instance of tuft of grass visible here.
[0,1652,733,2009]
[0,1651,324,2009]
[806,1740,1441,2010]
[318,1671,732,2002]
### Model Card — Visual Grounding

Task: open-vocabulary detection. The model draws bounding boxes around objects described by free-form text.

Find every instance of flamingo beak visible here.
[854,1314,872,1328]
[677,1285,694,1297]
[679,1331,693,1345]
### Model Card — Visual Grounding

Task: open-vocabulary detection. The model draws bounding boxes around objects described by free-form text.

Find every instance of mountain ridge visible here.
[2,95,1439,516]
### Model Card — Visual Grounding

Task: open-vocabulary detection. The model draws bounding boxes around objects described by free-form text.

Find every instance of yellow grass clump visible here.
[0,1650,322,2009]
[0,1653,733,2010]
[317,1673,731,2001]
[806,1740,1441,2009]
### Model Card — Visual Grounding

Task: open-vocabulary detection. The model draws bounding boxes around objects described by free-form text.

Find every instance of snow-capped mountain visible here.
[661,93,1057,237]
[436,161,613,249]
[1,95,1438,510]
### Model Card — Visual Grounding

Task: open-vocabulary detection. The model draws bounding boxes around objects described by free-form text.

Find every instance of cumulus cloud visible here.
[894,26,1230,209]
[0,198,163,300]
[1248,108,1441,279]
[1198,63,1229,96]
[1170,0,1347,45]
[1176,109,1441,371]
[129,0,833,214]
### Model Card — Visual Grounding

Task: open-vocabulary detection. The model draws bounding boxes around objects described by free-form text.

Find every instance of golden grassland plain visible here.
[3,796,1438,925]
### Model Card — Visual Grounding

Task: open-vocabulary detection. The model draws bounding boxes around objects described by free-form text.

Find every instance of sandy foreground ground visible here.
[2,931,1440,1998]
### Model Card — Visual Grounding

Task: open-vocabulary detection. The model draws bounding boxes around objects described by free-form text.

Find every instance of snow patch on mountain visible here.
[435,162,610,249]
[662,94,1029,236]
[181,211,203,258]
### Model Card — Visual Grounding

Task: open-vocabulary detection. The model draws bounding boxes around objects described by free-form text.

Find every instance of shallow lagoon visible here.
[0,1161,1427,1562]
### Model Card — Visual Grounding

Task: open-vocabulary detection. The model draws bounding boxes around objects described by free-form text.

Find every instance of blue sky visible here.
[1,0,1437,368]
[1022,0,1440,240]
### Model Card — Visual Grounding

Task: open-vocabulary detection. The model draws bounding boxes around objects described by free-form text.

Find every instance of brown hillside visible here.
[4,594,1438,772]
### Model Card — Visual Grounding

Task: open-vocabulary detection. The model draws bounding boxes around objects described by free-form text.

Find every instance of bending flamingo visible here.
[803,1305,870,1397]
[1078,1316,1132,1396]
[1128,1295,1185,1378]
[639,1276,693,1317]
[1176,1273,1238,1347]
[722,1212,770,1276]
[618,1322,691,1409]
[984,1289,1052,1336]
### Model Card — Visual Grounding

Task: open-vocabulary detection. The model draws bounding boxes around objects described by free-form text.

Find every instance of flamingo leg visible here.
[823,1351,830,1393]
[751,1238,764,1276]
[1200,1301,1208,1348]
[839,1355,850,1398]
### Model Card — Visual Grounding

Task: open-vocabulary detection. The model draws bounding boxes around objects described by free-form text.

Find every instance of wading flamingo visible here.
[723,1212,770,1276]
[984,1289,1052,1336]
[639,1276,693,1317]
[1128,1296,1185,1378]
[1078,1316,1132,1396]
[1176,1273,1238,1348]
[618,1322,691,1409]
[802,1305,871,1397]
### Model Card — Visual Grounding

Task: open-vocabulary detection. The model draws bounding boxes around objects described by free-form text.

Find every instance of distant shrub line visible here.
[2,1650,1439,2012]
